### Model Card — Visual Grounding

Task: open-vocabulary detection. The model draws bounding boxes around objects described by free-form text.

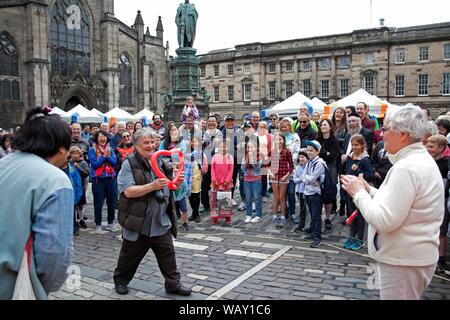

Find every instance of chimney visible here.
[379,18,385,27]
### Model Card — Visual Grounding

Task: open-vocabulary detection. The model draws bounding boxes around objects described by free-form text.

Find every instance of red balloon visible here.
[151,149,185,191]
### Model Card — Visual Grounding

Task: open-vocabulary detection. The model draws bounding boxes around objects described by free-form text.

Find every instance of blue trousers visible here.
[306,194,323,242]
[244,180,262,218]
[92,177,117,226]
[286,180,296,219]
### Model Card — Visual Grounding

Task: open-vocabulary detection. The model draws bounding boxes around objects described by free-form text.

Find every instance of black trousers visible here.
[201,166,212,209]
[189,192,201,218]
[231,163,239,198]
[113,231,181,290]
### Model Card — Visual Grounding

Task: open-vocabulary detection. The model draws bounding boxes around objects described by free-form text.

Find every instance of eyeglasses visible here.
[300,121,309,124]
[123,135,131,138]
[270,117,277,120]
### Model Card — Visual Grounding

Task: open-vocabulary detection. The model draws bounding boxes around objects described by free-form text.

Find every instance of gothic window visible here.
[0,33,20,101]
[119,54,133,106]
[51,0,91,78]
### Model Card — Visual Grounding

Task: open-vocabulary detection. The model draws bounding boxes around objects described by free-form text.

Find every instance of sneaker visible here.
[304,227,312,234]
[272,215,279,225]
[310,239,322,248]
[79,220,87,229]
[188,215,196,222]
[251,216,262,223]
[349,239,365,250]
[182,223,189,232]
[343,237,355,250]
[244,216,252,223]
[294,225,304,233]
[231,199,237,206]
[199,207,207,214]
[252,203,256,212]
[238,203,247,211]
[83,216,88,221]
[279,217,286,228]
[325,219,332,230]
[95,226,103,234]
[106,224,119,232]
[194,216,201,223]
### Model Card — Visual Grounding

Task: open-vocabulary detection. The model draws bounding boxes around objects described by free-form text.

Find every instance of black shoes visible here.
[325,219,332,230]
[310,240,322,248]
[79,220,87,229]
[294,225,304,233]
[166,286,192,296]
[182,223,189,231]
[189,215,201,223]
[115,284,129,295]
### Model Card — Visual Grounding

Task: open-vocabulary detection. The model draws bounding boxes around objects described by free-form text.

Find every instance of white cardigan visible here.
[354,143,444,267]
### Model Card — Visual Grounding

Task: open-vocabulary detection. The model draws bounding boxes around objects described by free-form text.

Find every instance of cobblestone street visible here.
[50,187,450,301]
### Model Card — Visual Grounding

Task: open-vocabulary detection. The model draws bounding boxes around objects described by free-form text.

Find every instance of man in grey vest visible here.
[113,128,191,296]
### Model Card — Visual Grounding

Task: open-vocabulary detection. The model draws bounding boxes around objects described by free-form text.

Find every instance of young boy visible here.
[293,151,309,232]
[427,134,450,273]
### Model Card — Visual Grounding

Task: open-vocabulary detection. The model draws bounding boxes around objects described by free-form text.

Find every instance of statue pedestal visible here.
[165,47,209,123]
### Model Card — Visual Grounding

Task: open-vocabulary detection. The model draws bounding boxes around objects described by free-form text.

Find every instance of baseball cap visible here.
[305,140,322,151]
[225,114,235,121]
[243,121,252,128]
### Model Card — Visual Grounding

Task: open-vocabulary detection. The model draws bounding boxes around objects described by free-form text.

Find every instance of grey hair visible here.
[424,121,439,137]
[385,104,428,141]
[133,127,158,144]
[117,121,126,127]
[258,121,268,128]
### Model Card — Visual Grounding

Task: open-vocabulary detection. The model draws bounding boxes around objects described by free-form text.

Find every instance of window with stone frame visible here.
[303,60,311,71]
[395,48,406,64]
[302,80,311,97]
[268,81,276,101]
[321,80,329,98]
[0,33,20,101]
[418,74,429,96]
[244,64,251,74]
[200,65,206,77]
[243,83,252,101]
[419,47,429,62]
[366,53,374,65]
[227,85,234,101]
[338,56,350,69]
[51,0,91,78]
[213,86,220,102]
[285,61,293,72]
[119,54,133,106]
[364,75,375,95]
[340,79,350,98]
[395,75,405,97]
[227,64,234,76]
[268,63,276,73]
[320,58,331,70]
[213,65,220,77]
[285,81,293,99]
[443,73,450,95]
[444,44,450,60]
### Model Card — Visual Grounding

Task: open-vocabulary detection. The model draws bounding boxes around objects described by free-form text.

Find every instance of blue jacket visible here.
[344,151,374,182]
[240,158,263,178]
[63,163,83,205]
[88,144,117,179]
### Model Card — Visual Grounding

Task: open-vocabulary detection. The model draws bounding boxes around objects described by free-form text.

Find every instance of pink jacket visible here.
[211,154,234,190]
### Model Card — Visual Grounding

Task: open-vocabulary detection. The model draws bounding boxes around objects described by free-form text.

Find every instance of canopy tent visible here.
[49,107,66,116]
[322,89,390,120]
[310,97,327,113]
[134,108,155,127]
[91,108,106,117]
[104,107,135,122]
[268,92,315,118]
[61,104,104,123]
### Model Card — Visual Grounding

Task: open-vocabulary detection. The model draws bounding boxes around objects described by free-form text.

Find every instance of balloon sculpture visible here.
[150,149,185,191]
[346,209,359,226]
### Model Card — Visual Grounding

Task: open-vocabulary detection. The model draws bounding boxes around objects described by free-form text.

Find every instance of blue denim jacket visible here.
[240,159,263,178]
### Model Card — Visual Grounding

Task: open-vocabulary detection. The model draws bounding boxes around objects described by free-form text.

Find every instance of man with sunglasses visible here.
[115,131,135,172]
[269,113,280,134]
[296,113,318,148]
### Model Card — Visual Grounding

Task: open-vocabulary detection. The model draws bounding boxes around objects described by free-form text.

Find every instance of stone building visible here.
[0,0,170,127]
[199,22,450,119]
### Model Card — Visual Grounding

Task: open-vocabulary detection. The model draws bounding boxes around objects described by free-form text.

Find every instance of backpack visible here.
[313,161,337,204]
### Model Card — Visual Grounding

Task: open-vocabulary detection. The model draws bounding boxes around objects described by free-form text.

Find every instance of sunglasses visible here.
[123,135,131,138]
[300,121,309,124]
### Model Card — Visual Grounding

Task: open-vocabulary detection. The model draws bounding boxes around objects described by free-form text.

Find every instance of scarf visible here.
[94,144,115,178]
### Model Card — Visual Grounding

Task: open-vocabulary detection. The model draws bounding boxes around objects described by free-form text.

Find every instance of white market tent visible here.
[323,89,390,119]
[61,104,104,123]
[49,107,66,116]
[91,108,106,117]
[134,108,155,123]
[310,97,327,113]
[269,92,315,118]
[104,107,135,122]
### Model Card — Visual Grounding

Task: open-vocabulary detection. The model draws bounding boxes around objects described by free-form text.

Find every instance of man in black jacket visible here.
[296,113,317,148]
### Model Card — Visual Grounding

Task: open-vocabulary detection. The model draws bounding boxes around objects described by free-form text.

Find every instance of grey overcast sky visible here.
[114,0,450,56]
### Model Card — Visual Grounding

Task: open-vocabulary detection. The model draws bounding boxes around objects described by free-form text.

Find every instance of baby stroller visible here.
[210,190,233,225]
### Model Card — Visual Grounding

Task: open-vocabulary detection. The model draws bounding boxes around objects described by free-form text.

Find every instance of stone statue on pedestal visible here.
[175,0,198,48]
